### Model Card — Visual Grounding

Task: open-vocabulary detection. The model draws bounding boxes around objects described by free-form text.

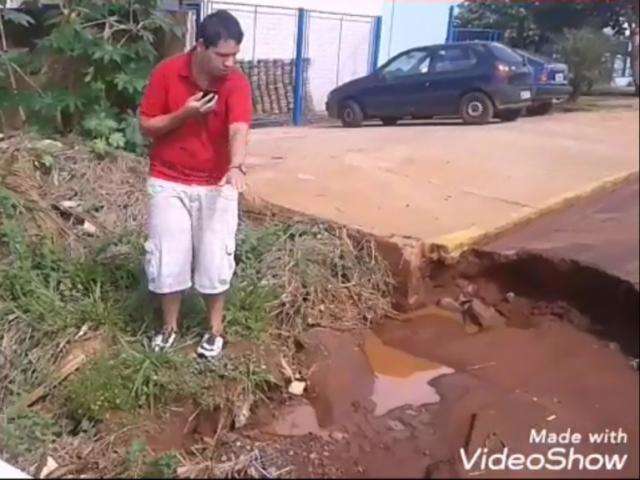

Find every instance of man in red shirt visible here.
[139,10,251,359]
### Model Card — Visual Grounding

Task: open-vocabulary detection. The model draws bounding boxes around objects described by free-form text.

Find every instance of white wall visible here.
[201,0,383,16]
[379,0,455,65]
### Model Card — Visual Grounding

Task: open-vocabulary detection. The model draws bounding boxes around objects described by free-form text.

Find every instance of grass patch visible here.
[64,347,188,423]
[1,410,62,463]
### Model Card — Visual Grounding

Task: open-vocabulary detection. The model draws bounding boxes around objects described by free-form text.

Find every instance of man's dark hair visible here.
[197,10,244,48]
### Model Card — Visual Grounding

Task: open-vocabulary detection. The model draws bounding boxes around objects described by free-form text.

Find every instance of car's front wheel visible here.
[460,92,494,124]
[496,108,523,122]
[340,100,364,128]
[526,102,553,116]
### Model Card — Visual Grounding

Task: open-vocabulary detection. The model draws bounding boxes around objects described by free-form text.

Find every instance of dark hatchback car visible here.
[326,42,534,127]
[515,49,572,116]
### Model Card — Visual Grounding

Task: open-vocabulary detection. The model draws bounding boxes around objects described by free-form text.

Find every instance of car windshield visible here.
[380,50,430,78]
[489,43,523,63]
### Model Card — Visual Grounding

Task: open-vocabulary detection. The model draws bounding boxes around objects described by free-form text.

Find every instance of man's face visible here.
[197,39,240,78]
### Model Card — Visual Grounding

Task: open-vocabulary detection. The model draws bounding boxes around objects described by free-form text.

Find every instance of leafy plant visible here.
[556,28,615,99]
[0,0,182,153]
[144,452,180,478]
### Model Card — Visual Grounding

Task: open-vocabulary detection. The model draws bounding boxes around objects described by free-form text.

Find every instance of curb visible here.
[430,170,639,254]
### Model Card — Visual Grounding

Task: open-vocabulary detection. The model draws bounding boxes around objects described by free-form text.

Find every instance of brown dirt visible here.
[243,249,638,479]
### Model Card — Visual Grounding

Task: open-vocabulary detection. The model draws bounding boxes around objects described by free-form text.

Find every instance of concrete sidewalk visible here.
[244,108,639,251]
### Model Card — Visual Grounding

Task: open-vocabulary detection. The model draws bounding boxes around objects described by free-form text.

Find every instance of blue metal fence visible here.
[449,28,503,43]
[188,1,383,126]
[445,5,503,44]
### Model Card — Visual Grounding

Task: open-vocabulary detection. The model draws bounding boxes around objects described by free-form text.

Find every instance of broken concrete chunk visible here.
[39,456,59,478]
[59,200,81,210]
[82,221,97,235]
[436,297,462,313]
[233,394,254,429]
[34,139,65,153]
[470,299,507,328]
[288,380,306,396]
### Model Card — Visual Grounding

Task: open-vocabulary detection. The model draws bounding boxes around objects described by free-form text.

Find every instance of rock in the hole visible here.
[424,459,458,478]
[464,322,481,334]
[437,297,462,313]
[288,380,306,396]
[330,431,347,441]
[470,299,507,328]
[387,419,405,431]
[484,432,506,453]
[506,292,516,302]
[233,394,253,429]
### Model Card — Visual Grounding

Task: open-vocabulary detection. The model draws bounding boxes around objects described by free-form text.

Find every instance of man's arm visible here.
[229,122,249,168]
[140,92,217,139]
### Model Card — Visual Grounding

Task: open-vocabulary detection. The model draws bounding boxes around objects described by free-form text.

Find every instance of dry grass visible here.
[0,133,396,478]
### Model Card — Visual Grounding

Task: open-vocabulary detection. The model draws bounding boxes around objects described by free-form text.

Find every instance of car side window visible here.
[381,50,430,79]
[432,47,478,73]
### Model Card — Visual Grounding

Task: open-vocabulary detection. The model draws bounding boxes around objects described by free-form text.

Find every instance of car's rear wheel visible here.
[460,92,494,124]
[381,117,399,126]
[526,102,553,116]
[496,108,523,122]
[340,100,364,128]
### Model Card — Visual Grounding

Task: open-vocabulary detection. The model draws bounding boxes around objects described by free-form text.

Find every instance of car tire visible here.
[381,117,399,126]
[526,102,553,116]
[340,100,364,128]
[460,92,494,124]
[496,108,523,122]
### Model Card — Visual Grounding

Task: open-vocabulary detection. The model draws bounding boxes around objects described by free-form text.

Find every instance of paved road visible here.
[488,176,639,286]
[246,105,639,251]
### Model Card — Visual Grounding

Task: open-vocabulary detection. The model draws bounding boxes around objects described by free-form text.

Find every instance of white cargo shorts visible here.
[145,177,238,295]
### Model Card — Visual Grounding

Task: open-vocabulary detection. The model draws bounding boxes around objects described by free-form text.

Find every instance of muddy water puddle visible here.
[268,308,457,436]
[364,329,454,416]
[263,287,638,478]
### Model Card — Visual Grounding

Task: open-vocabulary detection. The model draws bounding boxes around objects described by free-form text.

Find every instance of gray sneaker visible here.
[197,333,224,360]
[151,328,177,353]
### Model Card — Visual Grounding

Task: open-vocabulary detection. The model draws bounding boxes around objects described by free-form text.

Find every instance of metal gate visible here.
[189,1,381,125]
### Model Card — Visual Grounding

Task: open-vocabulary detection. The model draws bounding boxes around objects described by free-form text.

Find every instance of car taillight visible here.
[495,62,511,76]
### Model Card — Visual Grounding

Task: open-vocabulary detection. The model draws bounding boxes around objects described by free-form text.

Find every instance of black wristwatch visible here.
[230,164,247,175]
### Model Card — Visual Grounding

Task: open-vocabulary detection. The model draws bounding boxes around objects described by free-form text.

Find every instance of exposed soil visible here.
[239,249,639,479]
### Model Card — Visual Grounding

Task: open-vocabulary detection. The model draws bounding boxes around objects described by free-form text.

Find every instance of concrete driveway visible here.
[244,106,639,251]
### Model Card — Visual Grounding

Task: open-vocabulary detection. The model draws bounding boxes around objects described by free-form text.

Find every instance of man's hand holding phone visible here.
[183,91,217,117]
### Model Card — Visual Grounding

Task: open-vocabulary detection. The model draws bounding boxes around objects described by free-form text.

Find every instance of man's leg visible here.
[160,291,182,332]
[204,293,226,336]
[146,179,193,351]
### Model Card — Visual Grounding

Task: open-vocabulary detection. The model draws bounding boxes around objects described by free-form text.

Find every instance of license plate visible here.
[555,73,565,82]
[520,90,531,100]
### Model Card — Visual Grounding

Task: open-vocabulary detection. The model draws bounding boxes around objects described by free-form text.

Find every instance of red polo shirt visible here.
[140,51,252,185]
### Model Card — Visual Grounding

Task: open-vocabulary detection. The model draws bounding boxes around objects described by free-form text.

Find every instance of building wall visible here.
[378,0,455,66]
[198,0,383,16]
